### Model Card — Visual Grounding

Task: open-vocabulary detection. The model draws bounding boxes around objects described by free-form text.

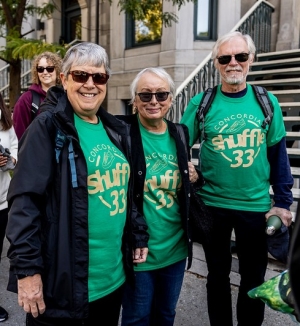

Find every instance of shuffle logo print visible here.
[87,144,130,216]
[211,116,265,168]
[144,152,181,210]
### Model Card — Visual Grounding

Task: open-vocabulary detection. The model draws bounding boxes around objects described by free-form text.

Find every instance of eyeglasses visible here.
[36,66,55,73]
[136,92,170,102]
[68,70,110,85]
[216,53,250,65]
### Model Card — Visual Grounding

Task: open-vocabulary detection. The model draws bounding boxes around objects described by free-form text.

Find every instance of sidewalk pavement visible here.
[0,239,298,325]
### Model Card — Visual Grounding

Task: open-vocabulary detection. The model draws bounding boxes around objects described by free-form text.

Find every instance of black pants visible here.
[0,208,8,262]
[26,285,124,326]
[202,206,268,326]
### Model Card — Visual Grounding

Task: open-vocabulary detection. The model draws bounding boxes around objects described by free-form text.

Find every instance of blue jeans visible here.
[121,259,186,326]
[202,206,268,326]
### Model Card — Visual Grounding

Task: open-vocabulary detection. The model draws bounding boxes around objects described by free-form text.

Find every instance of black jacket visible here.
[6,86,149,319]
[116,114,194,269]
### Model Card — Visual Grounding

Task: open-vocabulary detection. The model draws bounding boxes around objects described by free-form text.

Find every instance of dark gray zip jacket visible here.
[6,86,149,319]
[116,114,194,269]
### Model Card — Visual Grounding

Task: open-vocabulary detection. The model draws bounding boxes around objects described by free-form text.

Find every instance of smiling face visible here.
[60,64,107,122]
[133,72,172,128]
[37,57,58,91]
[215,37,254,92]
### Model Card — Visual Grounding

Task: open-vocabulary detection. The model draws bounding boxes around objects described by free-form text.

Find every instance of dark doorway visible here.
[61,1,81,44]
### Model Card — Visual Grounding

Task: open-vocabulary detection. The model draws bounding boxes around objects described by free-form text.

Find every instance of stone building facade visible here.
[35,0,300,114]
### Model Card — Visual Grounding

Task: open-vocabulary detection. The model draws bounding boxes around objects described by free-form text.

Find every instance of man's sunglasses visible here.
[136,92,170,102]
[69,70,110,85]
[216,53,250,65]
[36,66,55,73]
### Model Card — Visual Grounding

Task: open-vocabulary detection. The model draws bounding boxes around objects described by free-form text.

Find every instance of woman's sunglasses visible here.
[69,70,110,85]
[216,53,250,65]
[36,66,55,73]
[137,92,170,102]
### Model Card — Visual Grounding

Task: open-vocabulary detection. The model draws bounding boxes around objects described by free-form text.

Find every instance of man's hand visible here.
[18,274,46,318]
[133,247,149,263]
[266,207,293,227]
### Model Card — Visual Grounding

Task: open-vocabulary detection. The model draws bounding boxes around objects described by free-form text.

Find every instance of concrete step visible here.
[248,77,300,88]
[291,166,300,177]
[286,131,300,140]
[251,57,300,70]
[280,103,300,117]
[283,116,300,131]
[280,102,300,108]
[271,89,300,96]
[257,49,300,61]
[287,147,300,158]
[248,67,300,80]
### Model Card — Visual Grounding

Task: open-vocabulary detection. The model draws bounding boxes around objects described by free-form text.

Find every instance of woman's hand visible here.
[18,274,46,318]
[133,247,149,263]
[0,153,8,167]
[188,161,199,183]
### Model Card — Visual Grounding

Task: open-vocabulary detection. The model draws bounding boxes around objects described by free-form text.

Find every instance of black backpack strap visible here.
[175,123,188,157]
[196,85,218,122]
[30,90,41,120]
[251,85,274,129]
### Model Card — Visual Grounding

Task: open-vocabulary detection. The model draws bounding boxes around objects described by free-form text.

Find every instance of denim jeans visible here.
[202,207,268,326]
[121,259,186,326]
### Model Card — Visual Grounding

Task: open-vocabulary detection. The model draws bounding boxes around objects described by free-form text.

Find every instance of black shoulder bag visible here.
[175,123,213,245]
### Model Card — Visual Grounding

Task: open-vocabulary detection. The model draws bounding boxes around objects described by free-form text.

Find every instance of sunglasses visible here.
[216,52,250,65]
[69,70,110,85]
[137,92,170,102]
[36,66,55,73]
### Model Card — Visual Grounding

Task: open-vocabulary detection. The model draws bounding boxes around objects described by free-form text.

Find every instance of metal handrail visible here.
[166,0,274,122]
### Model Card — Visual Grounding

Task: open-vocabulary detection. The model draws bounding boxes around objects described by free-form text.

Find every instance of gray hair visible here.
[62,42,111,76]
[129,67,175,105]
[211,31,256,60]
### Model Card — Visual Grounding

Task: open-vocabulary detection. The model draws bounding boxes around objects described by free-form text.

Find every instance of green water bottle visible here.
[265,215,282,235]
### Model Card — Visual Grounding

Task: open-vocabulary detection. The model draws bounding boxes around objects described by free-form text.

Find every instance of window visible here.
[194,0,218,40]
[61,1,81,44]
[126,1,162,48]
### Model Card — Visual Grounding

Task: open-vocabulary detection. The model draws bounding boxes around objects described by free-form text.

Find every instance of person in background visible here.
[289,202,300,321]
[6,42,149,326]
[0,92,18,323]
[180,31,293,326]
[117,67,199,325]
[13,51,62,139]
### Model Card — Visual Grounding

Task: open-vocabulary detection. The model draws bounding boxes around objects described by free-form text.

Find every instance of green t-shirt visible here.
[134,119,188,271]
[74,113,130,302]
[180,84,286,211]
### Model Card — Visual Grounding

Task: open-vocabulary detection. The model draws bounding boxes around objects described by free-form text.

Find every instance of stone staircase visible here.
[249,49,300,220]
[191,48,300,221]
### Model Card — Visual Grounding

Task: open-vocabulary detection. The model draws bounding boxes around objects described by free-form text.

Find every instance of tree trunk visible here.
[9,59,22,112]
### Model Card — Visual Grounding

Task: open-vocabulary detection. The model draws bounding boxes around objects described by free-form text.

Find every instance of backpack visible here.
[30,89,42,120]
[196,85,274,141]
[53,122,124,189]
[29,91,76,185]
